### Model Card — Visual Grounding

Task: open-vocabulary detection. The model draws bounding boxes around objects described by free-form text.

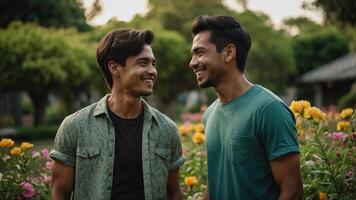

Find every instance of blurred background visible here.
[0,0,355,142]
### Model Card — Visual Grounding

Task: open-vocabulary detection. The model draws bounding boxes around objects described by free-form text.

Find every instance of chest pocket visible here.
[227,136,251,164]
[77,146,101,159]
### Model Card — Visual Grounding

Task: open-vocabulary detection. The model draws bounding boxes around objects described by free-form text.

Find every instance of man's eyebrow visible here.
[191,46,205,54]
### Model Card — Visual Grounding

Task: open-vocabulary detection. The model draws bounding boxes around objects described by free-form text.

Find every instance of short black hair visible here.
[192,15,251,72]
[96,29,154,89]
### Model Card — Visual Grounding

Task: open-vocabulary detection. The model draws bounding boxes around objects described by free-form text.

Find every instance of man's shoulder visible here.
[61,102,99,127]
[146,104,177,129]
[253,85,287,110]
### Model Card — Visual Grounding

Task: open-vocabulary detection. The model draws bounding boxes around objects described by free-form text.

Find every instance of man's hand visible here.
[167,168,182,200]
[51,160,75,200]
[270,153,303,200]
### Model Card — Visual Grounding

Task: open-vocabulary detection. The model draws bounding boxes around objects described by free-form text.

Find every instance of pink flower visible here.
[346,171,353,177]
[45,161,53,170]
[41,149,50,160]
[42,175,52,184]
[32,151,41,158]
[21,182,36,198]
[332,132,345,140]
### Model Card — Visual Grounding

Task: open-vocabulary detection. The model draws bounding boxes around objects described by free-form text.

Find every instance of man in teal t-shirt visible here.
[189,15,303,199]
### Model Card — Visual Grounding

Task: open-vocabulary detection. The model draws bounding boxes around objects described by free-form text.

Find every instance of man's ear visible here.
[108,60,121,77]
[223,43,237,63]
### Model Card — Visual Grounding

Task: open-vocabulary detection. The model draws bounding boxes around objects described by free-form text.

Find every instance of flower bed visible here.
[0,101,354,199]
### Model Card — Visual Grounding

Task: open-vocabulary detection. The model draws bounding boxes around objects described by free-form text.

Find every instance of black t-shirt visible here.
[108,108,145,200]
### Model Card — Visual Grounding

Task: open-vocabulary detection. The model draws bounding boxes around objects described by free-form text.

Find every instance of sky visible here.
[83,0,322,26]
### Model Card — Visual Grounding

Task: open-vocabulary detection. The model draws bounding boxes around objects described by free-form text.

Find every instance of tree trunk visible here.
[28,90,48,126]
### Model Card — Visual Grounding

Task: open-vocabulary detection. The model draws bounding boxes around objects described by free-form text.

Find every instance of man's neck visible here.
[215,73,253,104]
[107,91,143,119]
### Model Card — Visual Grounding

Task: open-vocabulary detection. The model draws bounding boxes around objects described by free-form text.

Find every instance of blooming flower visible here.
[10,147,22,156]
[32,151,41,158]
[318,192,328,200]
[289,100,311,115]
[340,108,353,119]
[21,182,36,198]
[2,155,10,162]
[192,132,205,144]
[20,142,34,150]
[194,123,205,133]
[332,132,345,140]
[0,138,15,148]
[303,107,326,122]
[41,148,50,160]
[346,171,353,177]
[184,176,198,186]
[42,175,52,184]
[45,161,53,170]
[337,121,350,132]
[178,125,190,136]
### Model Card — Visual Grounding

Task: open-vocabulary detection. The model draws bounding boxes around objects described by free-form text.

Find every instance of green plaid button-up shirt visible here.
[50,95,185,200]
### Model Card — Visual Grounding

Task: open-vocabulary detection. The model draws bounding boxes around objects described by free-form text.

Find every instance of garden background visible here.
[0,0,355,199]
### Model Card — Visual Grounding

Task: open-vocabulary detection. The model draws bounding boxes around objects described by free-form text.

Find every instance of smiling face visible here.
[189,31,226,88]
[117,44,157,97]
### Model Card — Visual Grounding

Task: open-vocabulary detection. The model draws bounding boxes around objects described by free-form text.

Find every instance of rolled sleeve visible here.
[50,116,78,167]
[50,149,76,167]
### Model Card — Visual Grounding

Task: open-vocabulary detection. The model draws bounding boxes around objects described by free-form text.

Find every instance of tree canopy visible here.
[0,22,94,125]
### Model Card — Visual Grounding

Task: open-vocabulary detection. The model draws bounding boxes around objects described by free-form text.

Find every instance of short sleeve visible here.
[259,101,299,160]
[169,125,185,170]
[49,116,77,167]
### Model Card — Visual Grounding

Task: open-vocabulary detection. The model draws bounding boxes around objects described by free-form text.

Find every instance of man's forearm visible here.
[167,189,182,200]
[278,185,303,200]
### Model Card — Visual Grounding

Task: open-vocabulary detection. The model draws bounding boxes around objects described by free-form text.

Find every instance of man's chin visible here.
[198,80,213,88]
[140,90,153,96]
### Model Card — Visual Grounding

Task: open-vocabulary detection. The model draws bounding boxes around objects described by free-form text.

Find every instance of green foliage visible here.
[0,0,90,31]
[235,11,296,93]
[292,26,349,75]
[304,0,356,26]
[152,29,194,105]
[14,126,58,141]
[0,22,94,125]
[338,90,356,109]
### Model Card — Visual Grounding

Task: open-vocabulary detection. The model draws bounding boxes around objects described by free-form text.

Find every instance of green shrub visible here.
[14,126,58,141]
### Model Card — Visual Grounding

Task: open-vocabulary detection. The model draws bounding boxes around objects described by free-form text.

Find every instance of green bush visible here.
[14,126,58,141]
[338,90,356,109]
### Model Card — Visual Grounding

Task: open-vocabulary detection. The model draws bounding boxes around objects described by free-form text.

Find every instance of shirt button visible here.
[109,153,113,157]
[108,172,112,176]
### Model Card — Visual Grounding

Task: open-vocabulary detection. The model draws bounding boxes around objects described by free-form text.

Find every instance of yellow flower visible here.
[194,123,205,133]
[184,176,198,186]
[297,127,304,141]
[10,147,22,156]
[303,107,326,122]
[337,121,350,132]
[20,142,34,150]
[340,108,353,119]
[192,132,205,144]
[0,138,15,148]
[290,100,311,114]
[178,125,189,136]
[318,192,328,200]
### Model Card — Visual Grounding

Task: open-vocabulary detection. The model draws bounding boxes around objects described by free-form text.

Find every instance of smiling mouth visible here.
[194,68,205,79]
[142,77,155,85]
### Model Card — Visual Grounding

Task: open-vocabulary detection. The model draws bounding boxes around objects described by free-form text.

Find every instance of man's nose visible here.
[189,57,198,69]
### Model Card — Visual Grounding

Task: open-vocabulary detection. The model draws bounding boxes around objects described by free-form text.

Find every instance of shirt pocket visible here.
[227,136,251,165]
[77,146,101,159]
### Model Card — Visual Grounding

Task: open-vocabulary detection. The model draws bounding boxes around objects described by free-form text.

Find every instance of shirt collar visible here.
[93,94,157,123]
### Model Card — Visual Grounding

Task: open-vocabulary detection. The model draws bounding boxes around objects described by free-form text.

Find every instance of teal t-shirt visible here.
[204,85,299,200]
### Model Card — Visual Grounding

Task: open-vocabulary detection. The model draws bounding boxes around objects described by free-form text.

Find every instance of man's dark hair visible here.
[192,15,251,72]
[96,29,154,89]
